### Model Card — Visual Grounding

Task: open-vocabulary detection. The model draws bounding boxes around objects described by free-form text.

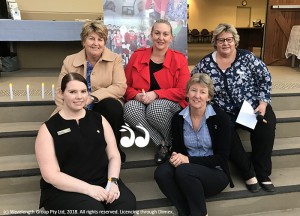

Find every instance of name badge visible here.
[57,128,71,135]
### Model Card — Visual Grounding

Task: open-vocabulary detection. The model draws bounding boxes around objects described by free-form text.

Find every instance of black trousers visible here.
[42,180,136,216]
[230,104,276,182]
[155,162,229,216]
[93,98,124,152]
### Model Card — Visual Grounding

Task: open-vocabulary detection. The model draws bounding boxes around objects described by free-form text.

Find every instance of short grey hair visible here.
[186,73,214,100]
[211,23,240,49]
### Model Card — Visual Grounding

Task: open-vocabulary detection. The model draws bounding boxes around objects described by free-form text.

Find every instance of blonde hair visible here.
[151,19,173,36]
[211,23,240,49]
[80,20,108,45]
[186,73,214,99]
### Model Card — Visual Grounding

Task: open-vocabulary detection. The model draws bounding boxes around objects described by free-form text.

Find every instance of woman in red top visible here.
[124,19,190,164]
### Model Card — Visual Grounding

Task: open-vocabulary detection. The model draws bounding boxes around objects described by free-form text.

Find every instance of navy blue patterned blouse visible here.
[191,49,272,116]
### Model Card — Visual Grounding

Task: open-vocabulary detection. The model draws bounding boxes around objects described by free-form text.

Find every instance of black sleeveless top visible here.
[149,59,162,91]
[40,110,109,190]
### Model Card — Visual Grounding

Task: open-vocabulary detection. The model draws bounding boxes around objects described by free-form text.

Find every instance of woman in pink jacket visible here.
[124,19,190,164]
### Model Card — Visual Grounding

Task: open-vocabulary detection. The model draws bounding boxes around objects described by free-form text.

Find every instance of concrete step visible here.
[0,122,42,135]
[0,93,298,123]
[271,93,300,111]
[1,142,300,176]
[0,109,299,157]
[1,154,300,195]
[0,102,55,123]
[237,109,300,139]
[0,91,299,214]
[0,191,40,213]
[239,121,300,140]
[206,192,300,216]
[1,165,300,214]
[0,137,36,157]
[1,191,300,215]
[243,137,300,154]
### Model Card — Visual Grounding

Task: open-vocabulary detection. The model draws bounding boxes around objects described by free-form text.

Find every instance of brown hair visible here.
[80,20,108,45]
[61,73,87,92]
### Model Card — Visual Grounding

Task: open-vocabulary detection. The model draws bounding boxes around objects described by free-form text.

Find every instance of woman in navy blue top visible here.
[191,23,276,193]
[155,74,233,216]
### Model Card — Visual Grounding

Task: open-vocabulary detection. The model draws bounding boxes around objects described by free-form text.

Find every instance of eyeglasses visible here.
[216,37,234,44]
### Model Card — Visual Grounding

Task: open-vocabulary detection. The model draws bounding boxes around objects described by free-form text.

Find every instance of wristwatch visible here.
[108,177,119,186]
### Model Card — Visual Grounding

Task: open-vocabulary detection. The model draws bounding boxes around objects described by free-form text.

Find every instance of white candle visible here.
[52,84,55,100]
[9,83,13,100]
[26,84,30,101]
[41,82,45,99]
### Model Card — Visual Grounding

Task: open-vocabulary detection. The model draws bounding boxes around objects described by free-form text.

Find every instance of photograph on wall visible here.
[103,0,188,66]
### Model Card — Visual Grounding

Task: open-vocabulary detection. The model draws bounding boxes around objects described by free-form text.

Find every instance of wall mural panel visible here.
[103,0,188,66]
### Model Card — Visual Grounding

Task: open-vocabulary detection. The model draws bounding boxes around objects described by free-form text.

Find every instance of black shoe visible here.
[154,145,170,165]
[120,150,126,163]
[245,182,260,193]
[259,182,275,192]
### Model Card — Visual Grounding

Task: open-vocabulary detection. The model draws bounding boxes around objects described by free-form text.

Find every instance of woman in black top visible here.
[35,73,136,215]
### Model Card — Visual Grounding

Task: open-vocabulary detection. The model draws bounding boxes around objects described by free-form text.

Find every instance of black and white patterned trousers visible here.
[123,99,181,146]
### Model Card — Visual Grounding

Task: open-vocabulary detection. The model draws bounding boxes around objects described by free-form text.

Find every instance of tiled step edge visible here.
[0,101,55,107]
[0,168,40,179]
[272,148,300,156]
[136,184,300,210]
[277,117,300,123]
[0,131,37,138]
[272,93,300,97]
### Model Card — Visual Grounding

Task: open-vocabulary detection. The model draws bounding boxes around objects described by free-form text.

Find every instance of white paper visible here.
[236,100,257,129]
